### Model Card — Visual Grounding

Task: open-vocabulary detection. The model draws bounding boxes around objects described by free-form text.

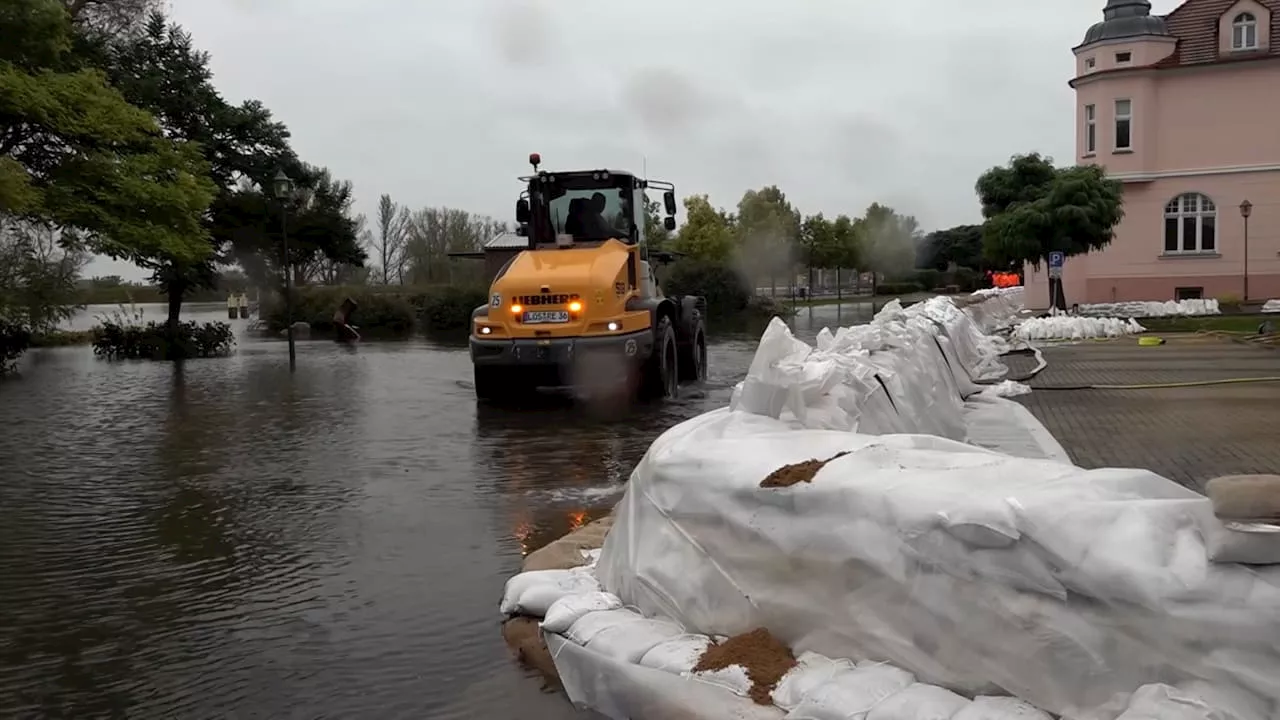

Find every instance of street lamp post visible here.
[273,170,296,371]
[1240,199,1252,302]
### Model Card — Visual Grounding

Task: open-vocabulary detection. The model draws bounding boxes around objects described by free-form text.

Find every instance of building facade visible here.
[1026,0,1280,306]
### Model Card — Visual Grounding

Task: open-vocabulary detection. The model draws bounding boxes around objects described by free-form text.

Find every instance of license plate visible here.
[523,310,569,324]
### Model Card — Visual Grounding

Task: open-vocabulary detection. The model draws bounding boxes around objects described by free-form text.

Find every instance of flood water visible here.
[2,302,878,719]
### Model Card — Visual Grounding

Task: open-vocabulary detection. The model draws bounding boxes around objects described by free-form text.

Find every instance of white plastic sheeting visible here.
[515,287,1272,718]
[1076,299,1220,317]
[1014,316,1145,341]
[1262,299,1280,314]
[725,290,1066,463]
[594,409,1280,718]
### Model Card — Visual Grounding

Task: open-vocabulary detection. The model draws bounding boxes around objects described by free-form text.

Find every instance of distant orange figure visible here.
[990,271,1021,288]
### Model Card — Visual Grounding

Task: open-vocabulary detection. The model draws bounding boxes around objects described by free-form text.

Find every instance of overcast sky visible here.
[89,0,1184,280]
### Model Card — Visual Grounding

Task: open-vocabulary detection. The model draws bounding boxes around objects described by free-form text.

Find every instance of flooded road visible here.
[1,302,876,718]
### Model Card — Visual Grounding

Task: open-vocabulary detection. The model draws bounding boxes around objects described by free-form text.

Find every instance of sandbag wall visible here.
[729,290,1023,437]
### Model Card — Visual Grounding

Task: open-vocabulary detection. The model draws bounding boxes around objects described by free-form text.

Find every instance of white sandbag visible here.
[499,567,599,615]
[513,571,602,617]
[783,663,915,719]
[1176,679,1271,720]
[866,683,970,720]
[1204,520,1280,565]
[564,608,645,645]
[773,651,857,711]
[541,591,623,633]
[638,635,714,674]
[979,380,1031,398]
[584,616,685,663]
[951,696,1051,719]
[1115,683,1221,720]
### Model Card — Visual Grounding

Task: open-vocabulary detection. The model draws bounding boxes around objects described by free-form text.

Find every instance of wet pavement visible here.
[1011,336,1280,492]
[0,301,878,719]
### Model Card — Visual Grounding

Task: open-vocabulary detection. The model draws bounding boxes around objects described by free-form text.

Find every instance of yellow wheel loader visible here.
[469,154,708,401]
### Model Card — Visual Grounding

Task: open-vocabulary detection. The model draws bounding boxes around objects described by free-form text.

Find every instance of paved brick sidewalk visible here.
[1007,337,1280,491]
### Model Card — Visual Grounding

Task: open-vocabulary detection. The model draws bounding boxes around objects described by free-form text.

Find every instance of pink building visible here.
[1026,0,1280,306]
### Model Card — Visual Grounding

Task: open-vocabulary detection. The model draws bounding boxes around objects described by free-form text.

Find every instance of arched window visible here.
[1164,193,1216,254]
[1233,12,1258,50]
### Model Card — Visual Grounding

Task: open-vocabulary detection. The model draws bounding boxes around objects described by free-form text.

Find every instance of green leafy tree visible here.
[103,11,294,331]
[218,164,368,288]
[736,186,800,294]
[670,195,735,262]
[800,213,834,289]
[642,197,671,249]
[829,213,862,270]
[861,203,920,292]
[919,224,985,272]
[0,0,215,271]
[976,152,1123,309]
[0,218,86,333]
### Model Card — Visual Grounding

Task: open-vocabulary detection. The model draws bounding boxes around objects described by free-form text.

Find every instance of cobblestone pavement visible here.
[1006,336,1280,491]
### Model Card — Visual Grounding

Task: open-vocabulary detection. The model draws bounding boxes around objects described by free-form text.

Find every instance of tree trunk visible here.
[165,280,185,343]
[836,268,842,301]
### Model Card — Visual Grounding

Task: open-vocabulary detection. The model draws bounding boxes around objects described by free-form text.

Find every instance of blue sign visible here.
[1048,251,1064,278]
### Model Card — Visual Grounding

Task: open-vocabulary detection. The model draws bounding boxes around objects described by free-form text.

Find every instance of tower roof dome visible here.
[1080,0,1170,47]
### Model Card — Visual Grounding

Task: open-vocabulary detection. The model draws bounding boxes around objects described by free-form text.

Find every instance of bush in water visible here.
[92,321,235,360]
[0,319,32,376]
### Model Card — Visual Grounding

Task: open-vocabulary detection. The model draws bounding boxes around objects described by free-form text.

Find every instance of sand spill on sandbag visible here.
[693,628,797,705]
[760,452,848,488]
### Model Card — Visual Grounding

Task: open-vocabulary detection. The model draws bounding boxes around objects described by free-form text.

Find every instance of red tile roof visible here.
[1156,0,1280,66]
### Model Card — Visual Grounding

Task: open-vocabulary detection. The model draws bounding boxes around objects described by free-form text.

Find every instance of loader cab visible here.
[515,154,677,252]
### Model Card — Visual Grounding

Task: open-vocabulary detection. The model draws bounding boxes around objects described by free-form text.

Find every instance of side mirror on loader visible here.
[516,199,530,223]
[663,216,676,231]
[663,191,677,216]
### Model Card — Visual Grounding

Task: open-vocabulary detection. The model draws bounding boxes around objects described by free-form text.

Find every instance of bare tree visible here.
[371,194,410,284]
[404,207,507,286]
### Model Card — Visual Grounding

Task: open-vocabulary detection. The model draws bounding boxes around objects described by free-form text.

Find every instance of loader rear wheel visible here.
[679,327,707,383]
[641,316,679,400]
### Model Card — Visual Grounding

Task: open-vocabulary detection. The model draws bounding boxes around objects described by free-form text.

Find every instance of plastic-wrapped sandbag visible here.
[783,662,914,719]
[951,696,1050,719]
[585,616,685,663]
[1114,683,1224,720]
[1013,316,1144,341]
[564,608,645,645]
[500,567,600,616]
[1077,299,1219,318]
[593,406,1280,716]
[865,683,969,720]
[773,651,856,711]
[541,591,622,633]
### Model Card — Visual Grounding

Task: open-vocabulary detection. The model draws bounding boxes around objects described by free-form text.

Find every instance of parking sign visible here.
[1048,251,1064,279]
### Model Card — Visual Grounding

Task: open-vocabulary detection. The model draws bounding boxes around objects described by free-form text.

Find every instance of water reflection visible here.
[0,300,877,718]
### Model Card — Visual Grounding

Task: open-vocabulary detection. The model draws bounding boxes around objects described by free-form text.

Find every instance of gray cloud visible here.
[86,0,1185,279]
